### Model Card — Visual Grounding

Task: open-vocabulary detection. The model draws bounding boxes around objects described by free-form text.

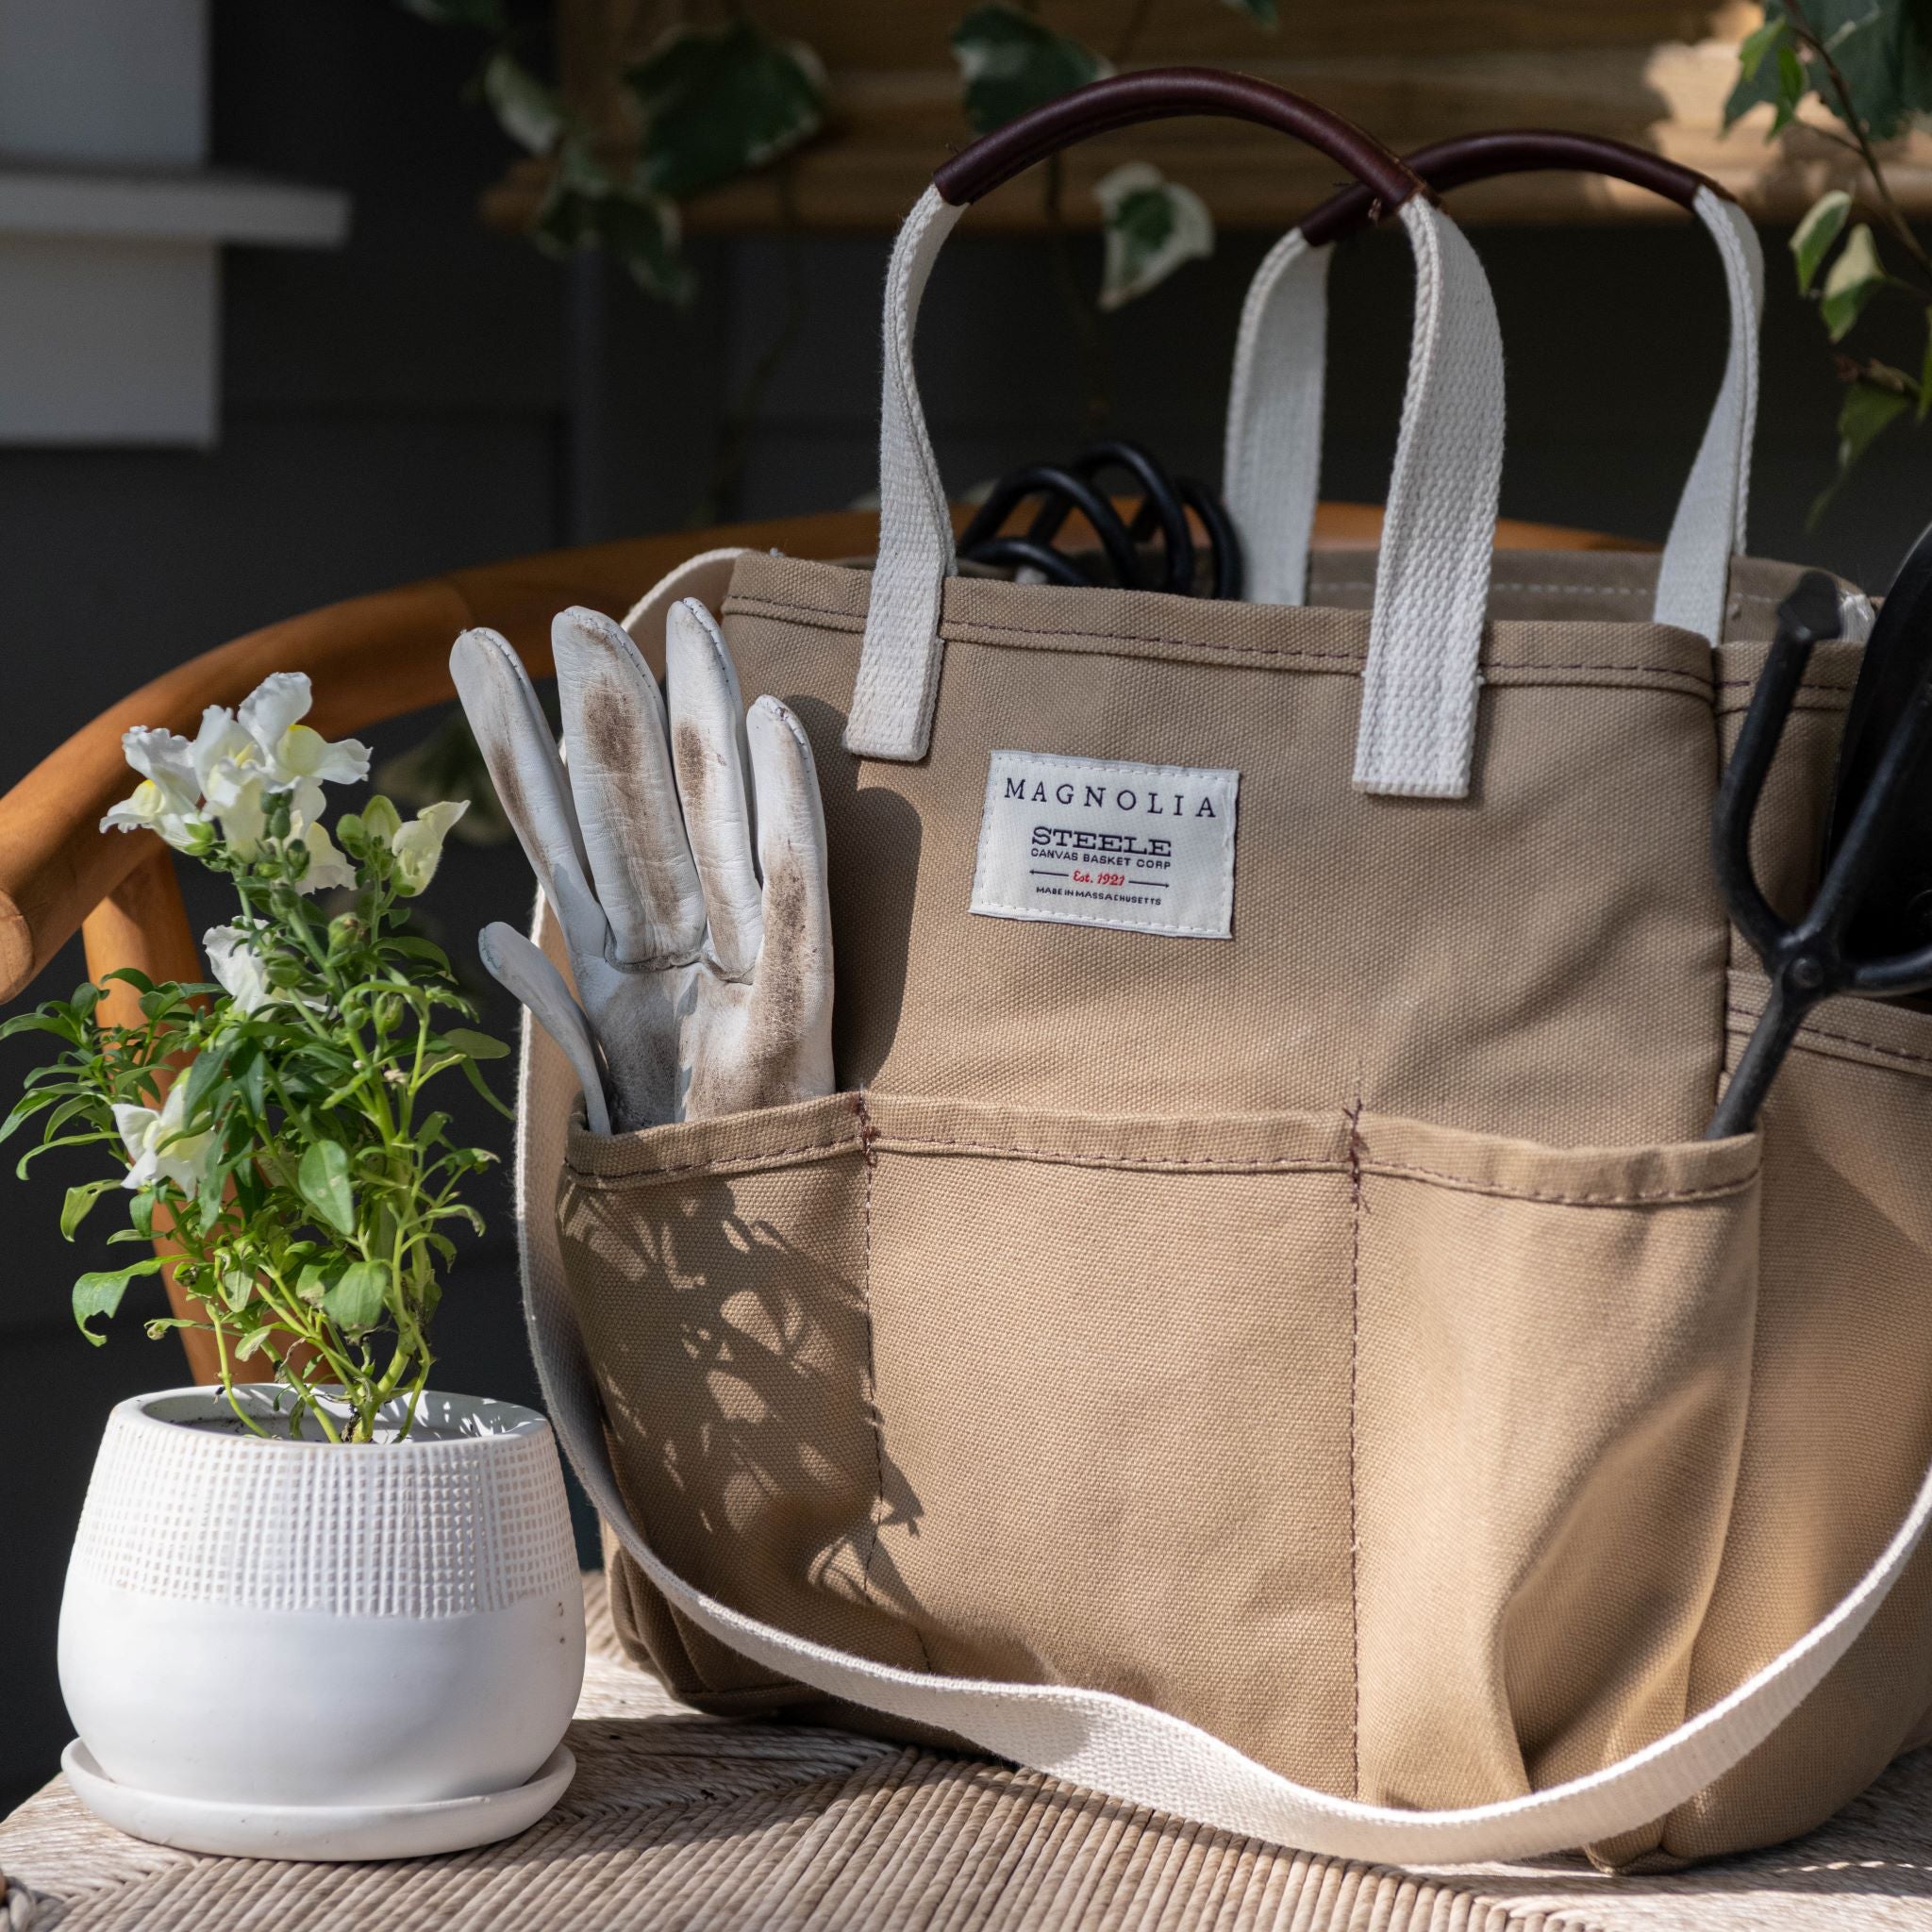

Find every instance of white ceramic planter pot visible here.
[59,1387,586,1809]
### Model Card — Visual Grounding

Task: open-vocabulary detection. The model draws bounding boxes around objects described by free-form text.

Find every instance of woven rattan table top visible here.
[5,1573,1932,1930]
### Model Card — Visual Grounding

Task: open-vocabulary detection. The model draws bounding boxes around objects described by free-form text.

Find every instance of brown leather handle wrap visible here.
[932,68,1423,212]
[1297,129,1726,248]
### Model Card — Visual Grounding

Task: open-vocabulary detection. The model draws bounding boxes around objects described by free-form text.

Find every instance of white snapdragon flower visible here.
[293,816,356,894]
[102,675,370,872]
[205,924,274,1014]
[112,1081,218,1198]
[391,801,468,896]
[194,676,369,852]
[240,674,371,791]
[100,727,211,850]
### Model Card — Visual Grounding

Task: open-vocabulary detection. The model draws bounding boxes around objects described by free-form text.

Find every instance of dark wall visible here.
[4,0,1926,1812]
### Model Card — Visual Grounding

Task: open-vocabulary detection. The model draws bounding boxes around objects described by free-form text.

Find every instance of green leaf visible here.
[1822,222,1886,340]
[60,1178,119,1241]
[457,1055,516,1118]
[534,158,695,305]
[1740,14,1789,80]
[1801,0,1927,142]
[181,1040,232,1126]
[1724,15,1795,126]
[1772,41,1808,131]
[0,1087,61,1144]
[1791,189,1853,292]
[234,1324,279,1361]
[130,1189,155,1239]
[1094,163,1214,311]
[324,1260,390,1334]
[437,1026,509,1062]
[628,21,826,201]
[483,51,563,157]
[1811,378,1911,525]
[0,1010,81,1044]
[297,1140,357,1237]
[600,186,694,302]
[1732,0,1932,143]
[73,1257,164,1344]
[218,1262,256,1313]
[950,4,1108,135]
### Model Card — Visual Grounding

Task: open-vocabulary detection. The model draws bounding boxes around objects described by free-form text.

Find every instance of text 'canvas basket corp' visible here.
[514,72,1932,1871]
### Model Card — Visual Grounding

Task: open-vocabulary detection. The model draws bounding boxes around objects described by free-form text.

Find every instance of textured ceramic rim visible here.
[126,1385,553,1448]
[60,1740,577,1860]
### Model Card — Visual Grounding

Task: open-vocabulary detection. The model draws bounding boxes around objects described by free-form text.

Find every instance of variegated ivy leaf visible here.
[951,4,1108,136]
[1094,163,1213,312]
[628,21,826,202]
[482,51,563,157]
[1724,2,1932,143]
[532,147,694,306]
[1821,222,1886,341]
[599,181,694,302]
[1791,189,1852,293]
[1811,376,1912,525]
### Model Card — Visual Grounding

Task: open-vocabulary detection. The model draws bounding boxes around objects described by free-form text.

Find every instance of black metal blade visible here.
[1825,520,1932,961]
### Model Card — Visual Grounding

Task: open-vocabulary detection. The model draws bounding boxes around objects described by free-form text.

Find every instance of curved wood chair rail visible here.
[0,502,1638,1381]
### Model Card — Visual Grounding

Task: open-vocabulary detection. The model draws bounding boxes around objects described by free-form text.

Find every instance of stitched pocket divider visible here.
[558,1091,1761,1812]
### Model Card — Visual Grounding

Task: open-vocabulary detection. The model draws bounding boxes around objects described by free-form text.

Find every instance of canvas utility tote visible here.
[516,73,1932,1871]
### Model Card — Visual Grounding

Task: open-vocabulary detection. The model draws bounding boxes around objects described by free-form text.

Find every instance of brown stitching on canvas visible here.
[1716,677,1856,692]
[852,1092,932,1672]
[1345,1087,1364,1802]
[874,1134,1349,1174]
[1727,1007,1932,1071]
[1360,1159,1757,1207]
[720,594,1713,689]
[573,1120,1756,1201]
[564,1128,865,1186]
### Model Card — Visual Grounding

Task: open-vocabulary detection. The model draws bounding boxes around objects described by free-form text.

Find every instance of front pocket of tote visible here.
[559,1091,1759,1806]
[1348,1114,1760,1815]
[557,1091,931,1702]
[1654,978,1932,1860]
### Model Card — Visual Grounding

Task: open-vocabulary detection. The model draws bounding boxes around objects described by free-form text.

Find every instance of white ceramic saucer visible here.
[61,1740,575,1861]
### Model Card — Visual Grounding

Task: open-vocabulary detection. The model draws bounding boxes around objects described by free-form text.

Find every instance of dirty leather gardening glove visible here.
[449,599,835,1134]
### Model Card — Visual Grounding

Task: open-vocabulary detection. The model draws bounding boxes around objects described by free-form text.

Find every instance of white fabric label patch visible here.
[970,751,1240,940]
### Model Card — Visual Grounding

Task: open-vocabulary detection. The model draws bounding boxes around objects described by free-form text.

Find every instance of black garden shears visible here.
[1708,566,1932,1137]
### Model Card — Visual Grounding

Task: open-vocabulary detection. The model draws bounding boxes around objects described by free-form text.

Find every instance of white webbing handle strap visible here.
[1223,228,1329,608]
[1351,200,1505,797]
[843,187,966,762]
[847,192,1503,797]
[1652,189,1761,642]
[1224,185,1762,643]
[514,989,1924,1863]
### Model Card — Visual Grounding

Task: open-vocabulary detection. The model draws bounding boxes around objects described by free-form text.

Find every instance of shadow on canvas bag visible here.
[512,71,1932,1872]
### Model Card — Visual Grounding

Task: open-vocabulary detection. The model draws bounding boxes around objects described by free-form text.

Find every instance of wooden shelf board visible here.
[485,18,1932,237]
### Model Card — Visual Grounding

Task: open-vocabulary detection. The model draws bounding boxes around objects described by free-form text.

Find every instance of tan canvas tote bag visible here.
[514,73,1932,1871]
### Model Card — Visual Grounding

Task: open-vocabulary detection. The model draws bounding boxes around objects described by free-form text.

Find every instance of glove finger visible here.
[667,599,764,978]
[553,606,706,965]
[450,627,608,964]
[745,696,834,1073]
[477,922,611,1137]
